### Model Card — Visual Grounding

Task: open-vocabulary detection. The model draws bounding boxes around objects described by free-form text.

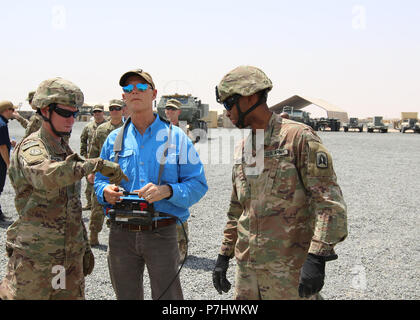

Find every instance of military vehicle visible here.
[77,104,93,121]
[400,112,420,133]
[156,94,209,140]
[343,117,363,132]
[367,116,388,133]
[281,106,317,129]
[313,117,341,132]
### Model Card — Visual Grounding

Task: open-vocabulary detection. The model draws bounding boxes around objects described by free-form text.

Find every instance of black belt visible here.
[114,217,176,232]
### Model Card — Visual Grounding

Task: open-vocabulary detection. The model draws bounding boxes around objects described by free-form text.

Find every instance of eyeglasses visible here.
[109,106,122,111]
[122,83,151,93]
[8,108,14,111]
[165,107,178,111]
[53,106,79,118]
[223,95,239,111]
[92,110,103,114]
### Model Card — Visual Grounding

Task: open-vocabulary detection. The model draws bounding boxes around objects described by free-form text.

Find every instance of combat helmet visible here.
[32,77,84,137]
[215,65,273,103]
[215,66,273,128]
[26,91,37,110]
[32,77,84,110]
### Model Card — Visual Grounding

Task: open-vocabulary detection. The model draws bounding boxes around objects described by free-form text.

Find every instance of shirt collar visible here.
[264,112,282,146]
[39,126,67,154]
[0,114,9,124]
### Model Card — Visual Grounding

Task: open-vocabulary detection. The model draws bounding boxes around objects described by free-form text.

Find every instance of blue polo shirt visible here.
[94,114,208,223]
[0,115,11,166]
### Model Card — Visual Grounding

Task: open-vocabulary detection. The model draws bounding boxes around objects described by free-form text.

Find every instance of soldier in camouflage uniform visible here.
[87,99,124,246]
[80,104,106,210]
[164,98,189,264]
[0,78,128,300]
[11,91,43,139]
[212,66,348,300]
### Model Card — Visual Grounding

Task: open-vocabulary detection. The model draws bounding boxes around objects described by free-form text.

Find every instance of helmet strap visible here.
[235,93,266,129]
[41,104,71,137]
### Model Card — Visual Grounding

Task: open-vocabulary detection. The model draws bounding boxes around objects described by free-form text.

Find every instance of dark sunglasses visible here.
[122,83,151,93]
[53,106,79,118]
[165,107,178,111]
[223,95,239,111]
[109,106,122,111]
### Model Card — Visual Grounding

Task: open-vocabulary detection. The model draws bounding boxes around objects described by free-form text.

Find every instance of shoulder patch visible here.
[307,141,334,177]
[20,141,48,165]
[316,151,328,168]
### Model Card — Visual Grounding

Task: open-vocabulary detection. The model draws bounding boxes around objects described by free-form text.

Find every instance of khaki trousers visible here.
[107,223,183,300]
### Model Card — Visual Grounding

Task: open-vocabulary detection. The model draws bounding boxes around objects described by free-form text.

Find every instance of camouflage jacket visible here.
[88,120,123,159]
[6,126,91,267]
[220,113,348,270]
[14,113,29,129]
[23,113,43,139]
[80,119,106,157]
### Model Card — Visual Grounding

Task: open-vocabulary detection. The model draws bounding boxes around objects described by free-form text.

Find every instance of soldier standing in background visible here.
[80,104,107,210]
[164,98,189,264]
[12,91,43,139]
[0,78,127,300]
[212,66,348,300]
[87,99,124,246]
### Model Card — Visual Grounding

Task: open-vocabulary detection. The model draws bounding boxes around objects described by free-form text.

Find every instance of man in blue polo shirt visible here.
[94,69,208,300]
[0,101,17,221]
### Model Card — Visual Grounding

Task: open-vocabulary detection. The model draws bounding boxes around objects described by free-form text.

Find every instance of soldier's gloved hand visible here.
[83,249,95,276]
[212,254,231,294]
[84,158,129,185]
[298,253,326,298]
[99,160,129,185]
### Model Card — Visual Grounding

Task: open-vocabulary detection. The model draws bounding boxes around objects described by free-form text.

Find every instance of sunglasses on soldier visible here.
[53,106,79,118]
[122,83,151,93]
[223,95,240,111]
[109,106,122,111]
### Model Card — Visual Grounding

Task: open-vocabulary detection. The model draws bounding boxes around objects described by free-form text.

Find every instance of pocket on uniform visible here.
[233,164,249,204]
[269,159,299,200]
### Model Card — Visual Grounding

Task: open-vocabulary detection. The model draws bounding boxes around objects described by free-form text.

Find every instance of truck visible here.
[400,112,420,133]
[77,104,93,121]
[156,94,209,140]
[343,117,363,132]
[367,116,388,133]
[281,106,317,130]
[313,117,341,132]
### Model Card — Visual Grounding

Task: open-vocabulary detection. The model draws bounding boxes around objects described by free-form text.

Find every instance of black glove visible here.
[83,250,95,276]
[212,254,231,294]
[298,254,326,298]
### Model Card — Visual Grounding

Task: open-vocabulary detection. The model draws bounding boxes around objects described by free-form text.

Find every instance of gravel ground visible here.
[0,120,419,300]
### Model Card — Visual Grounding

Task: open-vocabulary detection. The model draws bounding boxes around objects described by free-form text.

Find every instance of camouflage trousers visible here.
[85,180,93,207]
[89,190,105,233]
[234,262,321,300]
[176,222,189,262]
[0,251,85,300]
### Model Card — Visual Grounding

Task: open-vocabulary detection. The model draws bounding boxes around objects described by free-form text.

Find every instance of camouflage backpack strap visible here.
[113,116,132,163]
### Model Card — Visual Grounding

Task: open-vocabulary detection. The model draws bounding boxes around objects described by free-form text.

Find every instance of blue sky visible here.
[1,0,419,118]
